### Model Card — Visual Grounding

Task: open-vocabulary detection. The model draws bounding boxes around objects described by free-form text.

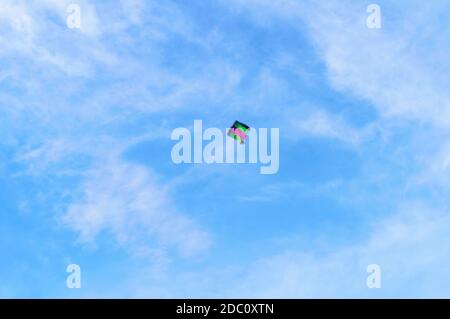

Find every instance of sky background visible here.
[1,0,450,298]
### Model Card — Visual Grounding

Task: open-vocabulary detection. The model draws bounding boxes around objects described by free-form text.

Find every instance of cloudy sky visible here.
[1,0,450,298]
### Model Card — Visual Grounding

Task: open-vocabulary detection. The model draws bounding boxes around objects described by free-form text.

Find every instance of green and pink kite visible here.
[228,120,250,144]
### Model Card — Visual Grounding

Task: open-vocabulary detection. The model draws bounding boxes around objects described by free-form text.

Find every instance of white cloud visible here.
[0,0,112,77]
[62,159,212,258]
[304,3,450,127]
[228,201,450,298]
[0,0,223,263]
[222,0,450,213]
[3,0,450,297]
[114,200,450,298]
[227,0,450,127]
[205,0,450,298]
[292,110,369,145]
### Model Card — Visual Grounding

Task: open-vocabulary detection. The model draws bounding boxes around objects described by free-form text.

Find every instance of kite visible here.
[228,120,250,144]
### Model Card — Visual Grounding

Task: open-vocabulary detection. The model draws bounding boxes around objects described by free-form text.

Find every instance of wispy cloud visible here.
[3,0,450,297]
[291,110,370,145]
[228,0,450,127]
[125,201,450,298]
[228,201,450,298]
[1,0,219,263]
[62,158,212,258]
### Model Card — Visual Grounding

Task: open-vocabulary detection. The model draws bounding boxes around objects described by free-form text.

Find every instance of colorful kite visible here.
[228,120,250,144]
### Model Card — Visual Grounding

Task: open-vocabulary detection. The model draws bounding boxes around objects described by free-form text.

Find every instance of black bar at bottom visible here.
[0,299,445,317]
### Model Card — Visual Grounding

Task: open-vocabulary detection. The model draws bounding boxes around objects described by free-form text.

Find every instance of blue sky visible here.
[1,0,450,298]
